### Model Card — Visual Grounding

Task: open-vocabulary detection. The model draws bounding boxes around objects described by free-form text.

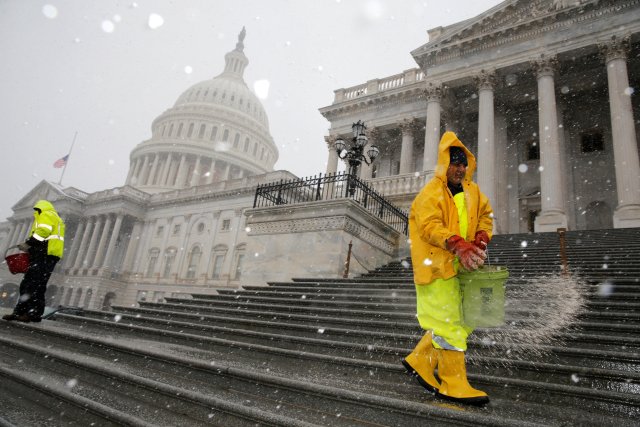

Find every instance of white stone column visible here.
[93,214,113,268]
[223,162,231,181]
[4,222,19,250]
[423,82,444,172]
[175,154,187,187]
[122,220,142,273]
[494,114,509,234]
[360,127,379,180]
[64,220,85,268]
[160,153,172,186]
[190,156,201,186]
[73,218,94,270]
[15,221,30,244]
[138,155,150,186]
[399,119,417,175]
[146,154,160,186]
[325,135,339,175]
[475,70,497,213]
[102,214,124,269]
[532,56,567,232]
[84,216,104,269]
[207,159,217,184]
[600,36,640,228]
[125,159,136,185]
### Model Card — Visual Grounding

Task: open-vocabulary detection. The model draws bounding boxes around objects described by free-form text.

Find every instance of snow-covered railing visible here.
[253,172,408,235]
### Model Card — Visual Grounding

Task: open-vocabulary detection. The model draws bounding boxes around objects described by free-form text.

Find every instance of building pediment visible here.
[412,0,622,70]
[11,180,87,212]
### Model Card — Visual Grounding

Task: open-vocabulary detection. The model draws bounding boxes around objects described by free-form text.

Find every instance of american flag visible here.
[53,154,69,168]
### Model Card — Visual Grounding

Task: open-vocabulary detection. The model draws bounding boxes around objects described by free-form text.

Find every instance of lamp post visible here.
[334,120,380,196]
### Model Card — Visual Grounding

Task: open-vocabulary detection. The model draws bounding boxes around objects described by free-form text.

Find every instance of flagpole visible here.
[58,131,77,186]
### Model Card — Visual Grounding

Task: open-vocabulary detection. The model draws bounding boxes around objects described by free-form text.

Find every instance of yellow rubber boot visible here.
[436,349,489,405]
[402,332,440,393]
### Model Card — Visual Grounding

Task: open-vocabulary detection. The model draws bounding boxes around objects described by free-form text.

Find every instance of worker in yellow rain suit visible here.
[402,131,493,405]
[3,200,65,323]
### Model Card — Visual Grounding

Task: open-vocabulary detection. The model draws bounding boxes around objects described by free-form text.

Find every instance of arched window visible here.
[168,124,174,137]
[244,138,250,152]
[146,248,160,277]
[233,244,246,280]
[233,133,240,148]
[187,123,194,138]
[223,129,229,142]
[198,124,206,139]
[177,123,184,138]
[186,246,201,279]
[163,248,177,278]
[210,126,218,141]
[211,244,228,279]
[253,143,258,156]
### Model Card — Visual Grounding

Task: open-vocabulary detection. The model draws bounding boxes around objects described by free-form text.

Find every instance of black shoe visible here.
[14,314,32,323]
[2,314,17,321]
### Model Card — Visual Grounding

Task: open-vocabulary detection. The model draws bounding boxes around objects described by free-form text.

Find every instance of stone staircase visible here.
[1,228,639,426]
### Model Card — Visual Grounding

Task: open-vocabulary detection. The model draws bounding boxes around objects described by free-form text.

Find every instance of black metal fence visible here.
[253,172,408,235]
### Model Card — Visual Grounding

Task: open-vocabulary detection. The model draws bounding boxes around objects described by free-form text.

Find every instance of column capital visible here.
[399,118,419,135]
[474,69,497,91]
[531,55,558,78]
[325,134,337,150]
[423,82,446,102]
[599,35,630,63]
[367,126,381,143]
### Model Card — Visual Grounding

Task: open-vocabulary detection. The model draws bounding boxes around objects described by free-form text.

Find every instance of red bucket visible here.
[5,247,29,274]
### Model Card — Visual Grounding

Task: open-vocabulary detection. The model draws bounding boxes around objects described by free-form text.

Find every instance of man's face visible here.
[447,162,466,185]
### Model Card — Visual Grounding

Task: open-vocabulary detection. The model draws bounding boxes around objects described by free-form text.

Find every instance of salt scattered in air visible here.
[521,241,528,248]
[208,414,214,419]
[254,79,270,100]
[74,37,81,43]
[148,13,164,29]
[597,281,614,296]
[114,314,122,322]
[108,159,115,165]
[538,166,544,172]
[301,295,306,299]
[131,2,139,8]
[602,264,608,269]
[560,86,570,94]
[113,14,122,23]
[65,378,78,388]
[101,20,115,33]
[571,373,580,383]
[184,66,193,74]
[624,87,634,96]
[245,227,251,232]
[42,5,58,19]
[423,258,433,266]
[518,164,528,173]
[401,260,410,269]
[317,328,325,334]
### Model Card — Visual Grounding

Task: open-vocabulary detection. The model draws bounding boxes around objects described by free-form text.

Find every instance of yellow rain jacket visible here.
[409,132,493,284]
[28,200,65,259]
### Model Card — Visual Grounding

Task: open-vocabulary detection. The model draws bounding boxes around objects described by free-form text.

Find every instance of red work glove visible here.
[447,235,486,271]
[474,230,490,250]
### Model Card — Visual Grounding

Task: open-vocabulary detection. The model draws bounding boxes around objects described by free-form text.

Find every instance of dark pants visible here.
[13,255,58,319]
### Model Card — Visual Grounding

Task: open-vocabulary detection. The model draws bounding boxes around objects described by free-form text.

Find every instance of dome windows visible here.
[210,126,218,141]
[187,123,194,138]
[198,124,206,139]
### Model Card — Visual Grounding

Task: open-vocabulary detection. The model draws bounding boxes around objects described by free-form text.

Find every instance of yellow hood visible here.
[434,131,476,183]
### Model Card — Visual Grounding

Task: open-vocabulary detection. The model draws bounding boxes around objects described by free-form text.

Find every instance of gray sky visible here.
[0,0,502,221]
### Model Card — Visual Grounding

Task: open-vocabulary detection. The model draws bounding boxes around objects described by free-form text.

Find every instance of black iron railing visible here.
[253,172,408,235]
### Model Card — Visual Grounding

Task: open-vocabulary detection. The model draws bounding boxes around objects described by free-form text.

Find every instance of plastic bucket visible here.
[458,265,509,328]
[4,247,29,275]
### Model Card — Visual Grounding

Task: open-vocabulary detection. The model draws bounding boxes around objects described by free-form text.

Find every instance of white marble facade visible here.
[320,0,640,233]
[0,30,288,310]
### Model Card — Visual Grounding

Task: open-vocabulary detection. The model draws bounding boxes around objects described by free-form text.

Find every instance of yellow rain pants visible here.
[415,192,473,351]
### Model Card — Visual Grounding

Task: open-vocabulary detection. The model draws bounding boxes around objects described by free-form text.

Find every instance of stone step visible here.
[35,312,640,425]
[0,321,560,427]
